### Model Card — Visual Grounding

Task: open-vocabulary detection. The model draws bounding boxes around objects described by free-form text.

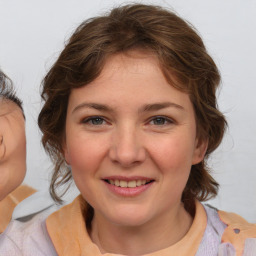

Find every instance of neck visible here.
[90,202,193,255]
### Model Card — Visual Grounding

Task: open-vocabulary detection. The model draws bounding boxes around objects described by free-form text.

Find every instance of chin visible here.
[105,206,152,227]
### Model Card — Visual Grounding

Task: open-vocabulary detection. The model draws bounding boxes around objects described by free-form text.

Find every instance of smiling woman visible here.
[64,52,203,235]
[0,3,255,256]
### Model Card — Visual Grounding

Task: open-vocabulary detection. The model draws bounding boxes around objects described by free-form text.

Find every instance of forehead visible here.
[68,52,193,113]
[0,98,24,118]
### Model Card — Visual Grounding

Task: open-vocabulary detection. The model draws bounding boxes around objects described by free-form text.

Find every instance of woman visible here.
[0,69,36,233]
[1,4,255,256]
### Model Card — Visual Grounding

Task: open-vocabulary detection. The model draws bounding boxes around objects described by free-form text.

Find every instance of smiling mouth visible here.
[104,179,154,188]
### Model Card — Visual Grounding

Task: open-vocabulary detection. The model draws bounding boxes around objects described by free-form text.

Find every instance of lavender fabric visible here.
[0,202,255,256]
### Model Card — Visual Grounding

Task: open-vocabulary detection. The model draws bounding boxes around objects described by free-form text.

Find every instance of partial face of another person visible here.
[0,98,26,201]
[64,51,207,227]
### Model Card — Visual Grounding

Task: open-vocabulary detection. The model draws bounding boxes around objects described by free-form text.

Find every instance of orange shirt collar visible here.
[0,185,36,233]
[46,195,207,256]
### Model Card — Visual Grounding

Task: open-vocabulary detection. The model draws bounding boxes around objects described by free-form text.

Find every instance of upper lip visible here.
[102,176,154,182]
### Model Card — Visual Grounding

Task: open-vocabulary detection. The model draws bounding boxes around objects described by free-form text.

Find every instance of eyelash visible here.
[81,116,107,126]
[148,116,174,126]
[81,115,174,126]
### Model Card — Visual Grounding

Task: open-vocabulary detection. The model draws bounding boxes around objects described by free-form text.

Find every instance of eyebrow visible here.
[72,102,184,114]
[72,103,112,114]
[141,102,184,112]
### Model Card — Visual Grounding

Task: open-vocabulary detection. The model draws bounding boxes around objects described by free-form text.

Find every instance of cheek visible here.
[149,134,196,173]
[0,170,10,200]
[13,124,26,160]
[0,128,26,200]
[6,122,26,167]
[18,128,26,162]
[11,126,26,183]
[66,135,110,202]
[66,134,108,176]
[150,137,194,201]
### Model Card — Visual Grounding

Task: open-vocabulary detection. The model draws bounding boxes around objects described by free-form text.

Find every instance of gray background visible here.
[0,0,255,222]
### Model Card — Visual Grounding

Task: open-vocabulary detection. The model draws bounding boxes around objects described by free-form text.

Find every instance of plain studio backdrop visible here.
[0,0,255,222]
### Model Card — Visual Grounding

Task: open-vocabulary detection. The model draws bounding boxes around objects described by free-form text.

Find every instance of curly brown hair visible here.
[38,4,227,207]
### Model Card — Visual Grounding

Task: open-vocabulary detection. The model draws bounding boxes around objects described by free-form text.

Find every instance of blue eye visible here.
[82,116,105,125]
[150,117,172,125]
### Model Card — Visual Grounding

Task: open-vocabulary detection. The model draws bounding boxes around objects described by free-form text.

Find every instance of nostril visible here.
[109,133,147,167]
[110,151,142,167]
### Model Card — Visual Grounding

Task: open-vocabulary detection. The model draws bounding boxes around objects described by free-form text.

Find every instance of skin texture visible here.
[0,99,26,201]
[64,51,207,255]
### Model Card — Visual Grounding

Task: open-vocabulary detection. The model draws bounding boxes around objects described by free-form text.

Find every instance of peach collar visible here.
[0,185,36,233]
[0,193,17,233]
[218,210,256,256]
[46,195,207,256]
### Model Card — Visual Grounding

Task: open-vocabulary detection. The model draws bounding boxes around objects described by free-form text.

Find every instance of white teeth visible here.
[136,180,142,186]
[128,181,136,188]
[120,181,128,187]
[108,179,150,187]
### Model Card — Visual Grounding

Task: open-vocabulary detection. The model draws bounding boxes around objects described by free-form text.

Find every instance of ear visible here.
[0,135,6,161]
[62,140,71,165]
[192,137,208,165]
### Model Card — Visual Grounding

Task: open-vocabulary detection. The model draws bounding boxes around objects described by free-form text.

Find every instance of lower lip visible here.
[104,181,154,197]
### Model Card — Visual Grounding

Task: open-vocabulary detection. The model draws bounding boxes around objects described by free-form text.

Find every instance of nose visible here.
[109,125,146,168]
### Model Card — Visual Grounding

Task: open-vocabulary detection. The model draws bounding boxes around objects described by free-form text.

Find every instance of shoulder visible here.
[0,190,60,256]
[9,185,36,204]
[218,209,256,256]
[201,204,256,256]
[12,189,55,220]
[196,204,227,256]
[0,185,36,233]
[0,210,56,255]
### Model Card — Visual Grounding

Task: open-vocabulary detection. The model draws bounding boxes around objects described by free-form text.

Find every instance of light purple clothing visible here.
[0,190,59,255]
[0,203,255,255]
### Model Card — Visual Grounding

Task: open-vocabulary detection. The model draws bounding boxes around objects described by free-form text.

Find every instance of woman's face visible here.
[64,51,207,227]
[0,99,26,201]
